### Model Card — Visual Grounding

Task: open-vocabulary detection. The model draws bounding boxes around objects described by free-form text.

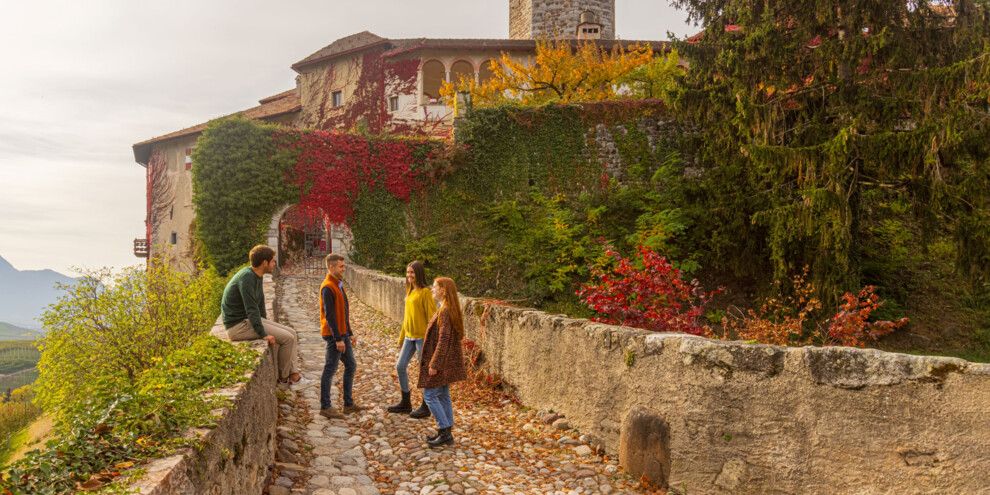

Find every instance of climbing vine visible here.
[193,117,446,273]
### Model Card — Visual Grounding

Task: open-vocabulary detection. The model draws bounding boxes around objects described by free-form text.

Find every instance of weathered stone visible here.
[619,406,670,489]
[552,418,570,430]
[542,413,560,424]
[269,486,291,495]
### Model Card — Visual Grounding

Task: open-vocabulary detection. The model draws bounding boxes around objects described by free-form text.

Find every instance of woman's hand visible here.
[429,368,438,376]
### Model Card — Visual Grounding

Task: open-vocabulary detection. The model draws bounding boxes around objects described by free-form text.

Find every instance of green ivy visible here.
[192,116,299,275]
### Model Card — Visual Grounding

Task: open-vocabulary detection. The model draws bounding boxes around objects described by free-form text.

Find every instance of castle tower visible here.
[509,0,616,40]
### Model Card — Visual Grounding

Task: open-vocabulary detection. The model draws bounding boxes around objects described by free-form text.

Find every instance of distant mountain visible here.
[0,256,77,331]
[0,321,42,340]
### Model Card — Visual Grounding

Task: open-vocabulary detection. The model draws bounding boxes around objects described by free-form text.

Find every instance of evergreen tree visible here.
[666,0,990,297]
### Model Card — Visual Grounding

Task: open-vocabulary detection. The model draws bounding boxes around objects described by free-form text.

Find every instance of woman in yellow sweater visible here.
[387,260,437,417]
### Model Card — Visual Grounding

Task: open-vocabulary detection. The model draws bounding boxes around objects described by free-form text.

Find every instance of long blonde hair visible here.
[434,277,463,338]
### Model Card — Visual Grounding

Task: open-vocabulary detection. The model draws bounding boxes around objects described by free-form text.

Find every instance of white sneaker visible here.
[289,375,315,390]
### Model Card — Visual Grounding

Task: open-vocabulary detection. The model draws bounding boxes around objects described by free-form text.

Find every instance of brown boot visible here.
[319,408,344,419]
[343,404,367,414]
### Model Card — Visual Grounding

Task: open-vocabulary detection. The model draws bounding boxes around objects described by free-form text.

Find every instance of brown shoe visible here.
[319,408,344,419]
[342,404,367,414]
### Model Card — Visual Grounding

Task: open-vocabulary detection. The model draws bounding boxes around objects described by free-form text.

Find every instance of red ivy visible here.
[274,128,441,226]
[577,243,722,335]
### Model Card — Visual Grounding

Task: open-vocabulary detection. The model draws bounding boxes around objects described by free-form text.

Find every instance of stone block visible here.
[618,406,670,488]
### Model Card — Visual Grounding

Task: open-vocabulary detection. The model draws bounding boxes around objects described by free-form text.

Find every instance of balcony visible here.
[134,238,149,258]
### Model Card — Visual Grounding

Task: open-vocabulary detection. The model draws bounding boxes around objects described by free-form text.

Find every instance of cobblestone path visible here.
[268,269,655,495]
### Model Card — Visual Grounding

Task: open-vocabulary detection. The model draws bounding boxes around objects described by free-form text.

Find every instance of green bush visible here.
[35,260,225,415]
[1,335,257,494]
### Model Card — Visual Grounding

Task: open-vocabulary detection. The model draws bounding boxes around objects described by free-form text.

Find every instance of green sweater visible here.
[221,267,268,338]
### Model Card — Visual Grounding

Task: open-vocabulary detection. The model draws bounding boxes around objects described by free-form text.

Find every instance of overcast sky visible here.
[0,0,695,275]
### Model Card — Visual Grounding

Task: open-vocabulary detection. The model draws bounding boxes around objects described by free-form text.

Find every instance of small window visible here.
[185,148,193,170]
[331,91,343,108]
[169,232,178,245]
[169,205,174,220]
[389,96,399,112]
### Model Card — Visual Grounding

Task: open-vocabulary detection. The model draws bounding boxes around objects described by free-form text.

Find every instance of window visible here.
[389,96,399,112]
[169,205,174,220]
[169,231,178,245]
[185,148,193,170]
[331,91,343,108]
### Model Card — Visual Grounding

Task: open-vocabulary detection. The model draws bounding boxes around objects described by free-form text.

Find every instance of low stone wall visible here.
[345,263,990,494]
[128,277,279,494]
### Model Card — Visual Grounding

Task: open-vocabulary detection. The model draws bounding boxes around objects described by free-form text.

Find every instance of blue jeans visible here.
[321,335,356,410]
[423,384,454,429]
[396,338,423,393]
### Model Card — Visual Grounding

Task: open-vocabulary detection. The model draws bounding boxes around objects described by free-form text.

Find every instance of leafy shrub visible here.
[35,260,224,414]
[826,287,909,347]
[0,335,256,494]
[717,268,823,346]
[578,243,721,335]
[713,268,908,348]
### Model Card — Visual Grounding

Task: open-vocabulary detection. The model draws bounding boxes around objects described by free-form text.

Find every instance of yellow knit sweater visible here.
[400,287,436,343]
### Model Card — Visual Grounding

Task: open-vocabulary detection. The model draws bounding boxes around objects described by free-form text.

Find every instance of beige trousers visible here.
[224,318,299,380]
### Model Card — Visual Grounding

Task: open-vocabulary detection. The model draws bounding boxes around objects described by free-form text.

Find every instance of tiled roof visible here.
[384,37,667,57]
[291,31,387,70]
[292,32,669,65]
[132,89,301,165]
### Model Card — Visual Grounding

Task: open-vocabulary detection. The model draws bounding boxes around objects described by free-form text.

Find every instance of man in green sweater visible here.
[221,245,312,388]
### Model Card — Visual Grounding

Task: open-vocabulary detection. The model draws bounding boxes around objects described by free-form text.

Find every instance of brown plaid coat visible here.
[417,307,467,389]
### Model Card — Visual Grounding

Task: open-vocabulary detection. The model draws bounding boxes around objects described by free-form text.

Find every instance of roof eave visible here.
[291,40,389,73]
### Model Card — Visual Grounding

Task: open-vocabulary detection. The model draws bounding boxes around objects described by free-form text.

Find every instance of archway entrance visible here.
[268,204,353,277]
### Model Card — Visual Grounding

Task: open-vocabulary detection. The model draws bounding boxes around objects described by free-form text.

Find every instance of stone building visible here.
[132,1,661,265]
[510,0,615,40]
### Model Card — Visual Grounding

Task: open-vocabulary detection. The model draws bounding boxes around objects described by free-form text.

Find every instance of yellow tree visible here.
[441,38,667,108]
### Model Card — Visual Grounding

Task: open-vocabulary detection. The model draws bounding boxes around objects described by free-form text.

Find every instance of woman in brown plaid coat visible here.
[418,276,467,447]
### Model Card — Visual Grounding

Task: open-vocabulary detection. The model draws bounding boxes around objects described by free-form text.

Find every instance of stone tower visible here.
[509,0,616,40]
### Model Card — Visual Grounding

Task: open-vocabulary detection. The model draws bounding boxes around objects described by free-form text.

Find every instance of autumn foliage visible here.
[713,267,908,348]
[826,287,909,347]
[577,244,721,335]
[441,38,672,107]
[274,129,444,225]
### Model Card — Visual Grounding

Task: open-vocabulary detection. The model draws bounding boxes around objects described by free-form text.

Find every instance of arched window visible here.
[421,60,446,104]
[449,60,475,86]
[478,60,496,85]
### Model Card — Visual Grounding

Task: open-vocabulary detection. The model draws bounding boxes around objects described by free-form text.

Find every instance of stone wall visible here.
[509,0,534,40]
[128,276,279,494]
[590,115,678,181]
[344,263,990,494]
[510,0,615,40]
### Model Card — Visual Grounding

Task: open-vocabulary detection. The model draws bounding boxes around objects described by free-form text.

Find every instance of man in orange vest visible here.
[319,253,366,419]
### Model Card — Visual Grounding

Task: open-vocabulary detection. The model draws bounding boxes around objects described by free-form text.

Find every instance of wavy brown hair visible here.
[434,277,463,338]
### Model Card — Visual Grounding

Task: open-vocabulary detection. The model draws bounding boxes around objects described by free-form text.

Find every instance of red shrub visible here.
[577,244,722,335]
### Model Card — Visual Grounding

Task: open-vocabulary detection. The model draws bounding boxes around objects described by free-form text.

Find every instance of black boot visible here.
[426,429,441,442]
[409,399,432,419]
[428,427,453,447]
[386,391,412,414]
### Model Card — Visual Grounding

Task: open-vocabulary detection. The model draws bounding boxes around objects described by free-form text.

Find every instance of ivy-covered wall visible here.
[350,102,685,316]
[191,104,989,359]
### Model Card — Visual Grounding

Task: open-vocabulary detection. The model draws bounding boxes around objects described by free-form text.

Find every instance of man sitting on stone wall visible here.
[219,245,313,389]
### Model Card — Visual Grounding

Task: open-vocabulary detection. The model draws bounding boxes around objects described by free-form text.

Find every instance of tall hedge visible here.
[191,116,298,274]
